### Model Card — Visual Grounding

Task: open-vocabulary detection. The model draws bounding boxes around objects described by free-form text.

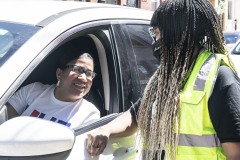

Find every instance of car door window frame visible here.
[111,21,157,111]
[0,21,121,117]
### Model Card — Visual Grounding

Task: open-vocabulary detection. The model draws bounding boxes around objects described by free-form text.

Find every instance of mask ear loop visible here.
[148,27,157,44]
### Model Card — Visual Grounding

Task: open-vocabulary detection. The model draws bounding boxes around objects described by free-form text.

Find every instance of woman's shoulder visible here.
[82,99,100,111]
[24,82,50,88]
[210,65,240,142]
[22,82,52,93]
[216,65,240,87]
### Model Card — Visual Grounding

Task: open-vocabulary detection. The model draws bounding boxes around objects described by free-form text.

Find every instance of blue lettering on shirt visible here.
[30,110,71,127]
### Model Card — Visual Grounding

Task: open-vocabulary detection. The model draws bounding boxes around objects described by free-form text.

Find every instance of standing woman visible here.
[138,0,240,159]
[87,0,240,159]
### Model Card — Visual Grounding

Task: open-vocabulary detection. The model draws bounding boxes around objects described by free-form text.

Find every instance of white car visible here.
[229,39,240,77]
[0,1,157,160]
[229,39,240,55]
[224,31,240,51]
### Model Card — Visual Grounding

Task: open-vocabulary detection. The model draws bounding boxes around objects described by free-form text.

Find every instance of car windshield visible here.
[0,21,40,67]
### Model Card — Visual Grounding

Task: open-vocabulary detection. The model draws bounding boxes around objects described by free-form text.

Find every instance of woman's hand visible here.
[87,127,110,156]
[87,109,138,157]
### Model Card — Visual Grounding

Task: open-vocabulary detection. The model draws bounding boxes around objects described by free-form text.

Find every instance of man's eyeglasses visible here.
[65,65,96,79]
[148,27,158,43]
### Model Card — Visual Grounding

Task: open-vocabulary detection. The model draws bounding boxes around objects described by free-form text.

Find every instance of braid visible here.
[137,0,230,159]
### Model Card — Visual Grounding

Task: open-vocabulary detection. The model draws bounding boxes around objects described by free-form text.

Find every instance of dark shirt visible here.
[130,65,240,143]
[209,65,240,143]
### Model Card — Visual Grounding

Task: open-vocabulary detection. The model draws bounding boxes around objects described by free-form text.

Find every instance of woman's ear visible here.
[56,68,63,80]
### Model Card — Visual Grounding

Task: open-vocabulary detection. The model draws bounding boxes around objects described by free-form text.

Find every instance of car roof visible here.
[0,1,153,26]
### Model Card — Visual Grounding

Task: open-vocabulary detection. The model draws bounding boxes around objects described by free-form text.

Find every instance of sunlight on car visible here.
[0,28,13,58]
[224,31,240,52]
[229,40,240,77]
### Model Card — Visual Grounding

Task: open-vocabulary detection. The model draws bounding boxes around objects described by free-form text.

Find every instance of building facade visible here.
[68,0,239,31]
[226,0,240,31]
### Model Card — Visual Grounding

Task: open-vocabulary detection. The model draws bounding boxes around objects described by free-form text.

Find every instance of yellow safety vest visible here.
[175,50,232,160]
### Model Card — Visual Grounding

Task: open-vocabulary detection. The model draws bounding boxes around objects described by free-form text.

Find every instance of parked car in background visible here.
[229,39,240,55]
[224,31,240,51]
[0,1,156,159]
[229,39,240,77]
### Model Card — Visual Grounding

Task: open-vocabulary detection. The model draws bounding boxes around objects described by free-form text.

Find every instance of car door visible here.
[0,20,122,159]
[0,19,156,159]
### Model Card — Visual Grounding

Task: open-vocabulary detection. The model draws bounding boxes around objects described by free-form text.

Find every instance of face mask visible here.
[152,39,161,61]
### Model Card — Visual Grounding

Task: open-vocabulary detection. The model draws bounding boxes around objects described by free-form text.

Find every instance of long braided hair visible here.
[137,0,229,159]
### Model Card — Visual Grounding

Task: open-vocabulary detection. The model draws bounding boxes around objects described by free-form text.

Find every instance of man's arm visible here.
[87,109,138,156]
[5,102,19,119]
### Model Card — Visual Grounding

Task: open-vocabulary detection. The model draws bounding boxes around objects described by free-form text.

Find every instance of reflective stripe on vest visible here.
[178,134,221,147]
[194,54,216,91]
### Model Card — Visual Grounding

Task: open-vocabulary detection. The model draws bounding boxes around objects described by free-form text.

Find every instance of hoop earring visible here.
[57,80,60,87]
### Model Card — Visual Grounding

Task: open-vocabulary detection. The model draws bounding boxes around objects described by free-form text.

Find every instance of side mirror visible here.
[0,117,75,160]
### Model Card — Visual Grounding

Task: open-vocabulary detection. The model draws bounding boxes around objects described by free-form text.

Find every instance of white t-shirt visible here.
[8,82,100,129]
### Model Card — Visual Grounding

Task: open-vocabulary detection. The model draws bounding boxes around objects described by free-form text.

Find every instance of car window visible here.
[0,21,40,67]
[113,23,159,110]
[0,28,13,58]
[19,26,114,117]
[126,24,159,93]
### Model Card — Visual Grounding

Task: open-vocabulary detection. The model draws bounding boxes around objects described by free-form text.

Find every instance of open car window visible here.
[20,33,109,118]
